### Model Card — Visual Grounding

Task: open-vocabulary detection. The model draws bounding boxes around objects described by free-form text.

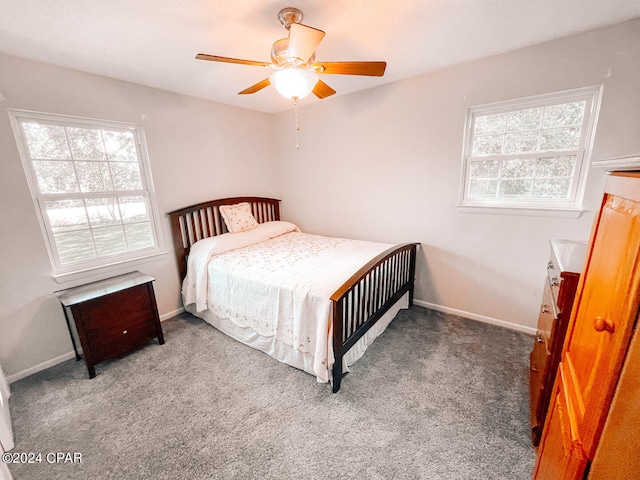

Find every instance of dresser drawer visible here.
[548,239,586,315]
[547,253,560,285]
[530,335,551,418]
[537,280,558,345]
[529,357,545,445]
[531,333,551,379]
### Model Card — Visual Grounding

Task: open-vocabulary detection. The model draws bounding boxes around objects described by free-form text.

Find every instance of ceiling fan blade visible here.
[288,23,325,64]
[312,80,336,99]
[196,54,271,67]
[314,61,387,77]
[238,78,271,95]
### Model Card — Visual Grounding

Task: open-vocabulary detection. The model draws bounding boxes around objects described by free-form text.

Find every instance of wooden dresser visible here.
[529,238,586,446]
[55,271,165,378]
[533,171,640,479]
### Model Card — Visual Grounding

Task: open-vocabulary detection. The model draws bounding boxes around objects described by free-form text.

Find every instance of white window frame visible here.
[458,86,603,217]
[9,109,165,279]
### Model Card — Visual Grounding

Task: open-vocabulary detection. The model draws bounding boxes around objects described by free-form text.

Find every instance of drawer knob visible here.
[123,330,128,335]
[550,277,559,287]
[536,333,544,343]
[594,316,614,333]
[541,304,550,314]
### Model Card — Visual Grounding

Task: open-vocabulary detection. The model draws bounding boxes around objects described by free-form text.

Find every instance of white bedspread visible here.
[181,221,392,382]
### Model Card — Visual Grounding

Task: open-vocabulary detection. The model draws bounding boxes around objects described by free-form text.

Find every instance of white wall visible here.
[273,19,640,330]
[0,54,279,379]
[1,19,639,380]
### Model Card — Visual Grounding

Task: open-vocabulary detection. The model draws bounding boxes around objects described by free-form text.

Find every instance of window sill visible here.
[53,251,167,284]
[456,204,584,218]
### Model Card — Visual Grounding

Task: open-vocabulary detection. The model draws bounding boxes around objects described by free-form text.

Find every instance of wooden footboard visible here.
[330,242,418,393]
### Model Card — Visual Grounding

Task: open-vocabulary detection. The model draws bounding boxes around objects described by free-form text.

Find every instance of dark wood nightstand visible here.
[55,271,165,378]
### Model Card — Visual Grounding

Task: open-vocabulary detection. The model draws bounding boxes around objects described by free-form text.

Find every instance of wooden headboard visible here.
[166,197,281,281]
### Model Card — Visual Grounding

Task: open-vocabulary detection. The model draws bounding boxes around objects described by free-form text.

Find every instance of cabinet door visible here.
[564,185,640,458]
[533,362,587,480]
[589,324,640,480]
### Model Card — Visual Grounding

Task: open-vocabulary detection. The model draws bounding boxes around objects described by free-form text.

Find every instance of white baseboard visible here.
[7,351,78,384]
[160,307,184,321]
[413,300,537,336]
[8,307,186,383]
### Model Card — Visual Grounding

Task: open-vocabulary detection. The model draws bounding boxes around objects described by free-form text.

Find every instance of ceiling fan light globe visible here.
[270,68,319,100]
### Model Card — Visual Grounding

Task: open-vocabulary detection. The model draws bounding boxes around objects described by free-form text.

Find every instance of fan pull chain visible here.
[293,96,300,150]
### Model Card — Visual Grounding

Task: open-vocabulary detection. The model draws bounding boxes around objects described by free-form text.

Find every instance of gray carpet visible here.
[7,306,536,479]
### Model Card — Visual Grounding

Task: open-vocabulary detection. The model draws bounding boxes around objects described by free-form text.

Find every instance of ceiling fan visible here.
[196,7,387,102]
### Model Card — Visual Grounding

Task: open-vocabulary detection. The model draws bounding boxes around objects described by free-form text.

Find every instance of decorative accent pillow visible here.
[219,202,259,233]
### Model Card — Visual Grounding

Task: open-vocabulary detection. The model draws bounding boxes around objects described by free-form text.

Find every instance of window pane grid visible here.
[12,111,163,275]
[468,156,577,200]
[472,126,584,156]
[471,101,586,157]
[42,193,154,265]
[461,87,600,211]
[23,121,143,195]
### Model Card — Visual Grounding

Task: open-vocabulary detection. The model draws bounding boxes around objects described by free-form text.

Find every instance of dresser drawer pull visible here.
[550,277,559,287]
[531,365,538,373]
[541,304,550,314]
[123,330,128,335]
[594,316,615,333]
[536,333,544,343]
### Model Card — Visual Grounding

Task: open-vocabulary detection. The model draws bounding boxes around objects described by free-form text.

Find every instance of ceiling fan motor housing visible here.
[271,37,315,67]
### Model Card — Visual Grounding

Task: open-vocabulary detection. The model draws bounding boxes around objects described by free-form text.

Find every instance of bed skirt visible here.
[185,292,408,387]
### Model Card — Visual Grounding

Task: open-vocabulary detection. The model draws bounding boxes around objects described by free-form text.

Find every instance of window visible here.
[9,110,165,278]
[459,86,602,215]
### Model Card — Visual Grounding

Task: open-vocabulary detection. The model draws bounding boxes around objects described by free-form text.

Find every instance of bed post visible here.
[169,213,187,281]
[409,243,417,306]
[332,300,344,393]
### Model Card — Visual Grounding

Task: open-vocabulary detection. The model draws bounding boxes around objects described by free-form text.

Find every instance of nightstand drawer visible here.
[80,284,155,333]
[84,317,156,363]
[80,286,158,362]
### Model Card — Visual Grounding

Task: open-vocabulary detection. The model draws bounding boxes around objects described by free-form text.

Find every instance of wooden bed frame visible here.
[167,197,417,392]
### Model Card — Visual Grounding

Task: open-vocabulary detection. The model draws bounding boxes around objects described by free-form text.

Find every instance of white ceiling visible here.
[1,0,639,114]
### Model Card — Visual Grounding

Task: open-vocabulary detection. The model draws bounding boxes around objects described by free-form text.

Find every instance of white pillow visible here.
[219,202,259,233]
